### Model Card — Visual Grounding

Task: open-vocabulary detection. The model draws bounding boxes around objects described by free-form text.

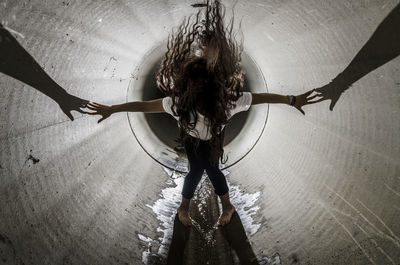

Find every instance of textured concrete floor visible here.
[0,0,399,264]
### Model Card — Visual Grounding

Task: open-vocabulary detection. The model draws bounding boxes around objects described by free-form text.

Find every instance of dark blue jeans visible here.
[181,135,229,199]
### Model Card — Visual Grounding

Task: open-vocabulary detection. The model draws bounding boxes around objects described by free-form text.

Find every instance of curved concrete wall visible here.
[0,0,399,264]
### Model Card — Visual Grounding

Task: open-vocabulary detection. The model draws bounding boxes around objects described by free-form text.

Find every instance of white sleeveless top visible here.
[162,92,252,140]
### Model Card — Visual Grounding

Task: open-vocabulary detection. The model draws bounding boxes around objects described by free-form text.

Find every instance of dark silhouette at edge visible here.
[0,23,88,120]
[316,3,400,110]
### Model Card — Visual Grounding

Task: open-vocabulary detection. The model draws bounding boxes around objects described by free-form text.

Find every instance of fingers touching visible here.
[87,102,101,109]
[306,94,319,102]
[85,102,106,113]
[60,97,109,121]
[88,102,106,108]
[84,102,111,123]
[86,104,99,111]
[294,88,325,115]
[304,89,324,105]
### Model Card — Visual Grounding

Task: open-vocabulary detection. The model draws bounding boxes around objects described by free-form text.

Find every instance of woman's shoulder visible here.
[162,96,179,117]
[228,92,252,116]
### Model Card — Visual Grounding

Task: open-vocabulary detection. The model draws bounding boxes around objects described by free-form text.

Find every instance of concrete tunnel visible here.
[0,0,399,264]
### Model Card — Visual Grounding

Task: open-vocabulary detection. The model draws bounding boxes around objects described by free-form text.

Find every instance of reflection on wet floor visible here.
[137,166,281,265]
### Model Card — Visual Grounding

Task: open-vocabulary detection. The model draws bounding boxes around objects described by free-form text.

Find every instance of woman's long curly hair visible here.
[157,0,244,165]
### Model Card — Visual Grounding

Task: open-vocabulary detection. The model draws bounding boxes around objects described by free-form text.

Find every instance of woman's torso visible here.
[162,92,252,140]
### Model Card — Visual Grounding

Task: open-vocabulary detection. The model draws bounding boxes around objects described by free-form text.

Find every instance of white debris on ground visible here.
[138,164,280,264]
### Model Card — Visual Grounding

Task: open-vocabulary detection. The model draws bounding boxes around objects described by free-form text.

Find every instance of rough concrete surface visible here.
[0,0,399,264]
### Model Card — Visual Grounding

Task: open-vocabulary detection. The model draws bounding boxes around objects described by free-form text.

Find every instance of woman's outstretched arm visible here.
[251,89,321,115]
[85,98,165,123]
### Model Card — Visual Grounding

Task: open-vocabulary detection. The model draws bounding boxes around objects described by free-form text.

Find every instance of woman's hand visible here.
[293,89,323,115]
[85,102,114,123]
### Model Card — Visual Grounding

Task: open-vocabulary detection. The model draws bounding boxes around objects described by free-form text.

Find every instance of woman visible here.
[85,0,319,227]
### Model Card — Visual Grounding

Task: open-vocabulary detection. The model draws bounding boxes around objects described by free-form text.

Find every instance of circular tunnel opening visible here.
[127,41,269,171]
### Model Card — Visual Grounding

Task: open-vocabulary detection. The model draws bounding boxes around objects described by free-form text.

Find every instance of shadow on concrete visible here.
[166,214,191,265]
[316,3,400,110]
[167,211,259,265]
[0,23,88,120]
[219,212,259,265]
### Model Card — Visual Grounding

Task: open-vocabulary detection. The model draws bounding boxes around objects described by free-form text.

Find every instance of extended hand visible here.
[58,94,89,121]
[85,102,114,123]
[294,89,323,115]
[314,81,349,111]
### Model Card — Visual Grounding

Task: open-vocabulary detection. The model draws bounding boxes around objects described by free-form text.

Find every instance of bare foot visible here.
[177,207,192,227]
[218,205,235,226]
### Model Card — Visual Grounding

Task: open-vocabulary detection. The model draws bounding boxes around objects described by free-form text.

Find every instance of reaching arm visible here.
[251,93,291,105]
[109,98,165,113]
[0,23,88,120]
[86,98,165,123]
[251,89,320,115]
